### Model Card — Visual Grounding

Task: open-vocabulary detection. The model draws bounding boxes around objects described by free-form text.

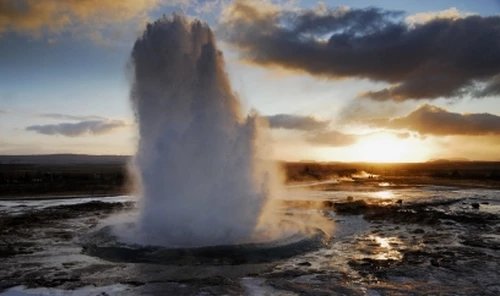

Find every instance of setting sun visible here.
[348,133,425,162]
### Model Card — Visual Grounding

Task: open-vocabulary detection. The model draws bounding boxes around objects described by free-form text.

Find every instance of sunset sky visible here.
[1,0,500,162]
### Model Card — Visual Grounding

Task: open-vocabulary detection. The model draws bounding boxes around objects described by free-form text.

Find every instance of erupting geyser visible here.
[129,15,281,247]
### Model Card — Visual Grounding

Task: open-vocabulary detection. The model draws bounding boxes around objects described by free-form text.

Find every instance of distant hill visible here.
[0,154,131,165]
[427,158,471,163]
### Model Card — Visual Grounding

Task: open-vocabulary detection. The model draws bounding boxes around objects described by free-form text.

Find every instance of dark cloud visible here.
[476,75,500,97]
[26,120,126,137]
[221,2,500,101]
[265,114,330,131]
[306,130,358,147]
[370,104,500,135]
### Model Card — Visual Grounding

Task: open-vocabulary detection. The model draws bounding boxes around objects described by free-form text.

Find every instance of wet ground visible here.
[1,183,499,295]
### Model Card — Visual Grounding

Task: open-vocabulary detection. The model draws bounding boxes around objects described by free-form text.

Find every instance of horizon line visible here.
[0,153,499,163]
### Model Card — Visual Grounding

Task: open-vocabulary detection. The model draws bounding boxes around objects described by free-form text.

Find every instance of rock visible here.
[423,239,439,244]
[430,258,440,267]
[346,196,354,201]
[462,235,500,250]
[413,229,425,234]
[423,217,441,226]
[333,200,368,215]
[321,201,334,209]
[471,203,480,209]
[396,199,403,205]
[297,261,312,267]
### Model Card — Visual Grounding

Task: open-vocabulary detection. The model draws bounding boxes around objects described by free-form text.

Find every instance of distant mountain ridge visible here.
[0,154,131,165]
[0,154,489,165]
[427,158,471,163]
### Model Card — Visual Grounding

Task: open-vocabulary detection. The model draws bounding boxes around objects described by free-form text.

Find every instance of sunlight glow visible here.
[374,190,393,199]
[364,235,404,260]
[348,133,425,162]
[374,236,391,249]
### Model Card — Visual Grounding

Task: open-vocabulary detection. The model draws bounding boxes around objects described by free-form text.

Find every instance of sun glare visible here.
[374,190,393,199]
[349,133,419,162]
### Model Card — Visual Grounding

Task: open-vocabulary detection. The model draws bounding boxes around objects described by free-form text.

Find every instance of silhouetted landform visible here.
[0,162,132,198]
[426,158,470,163]
[0,154,130,165]
[1,155,500,198]
[281,161,500,190]
[285,161,500,179]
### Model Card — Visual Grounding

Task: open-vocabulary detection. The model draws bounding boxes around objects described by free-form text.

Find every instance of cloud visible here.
[395,131,411,139]
[305,130,357,147]
[264,113,416,147]
[37,113,106,121]
[0,0,190,39]
[476,75,500,97]
[220,2,500,101]
[405,7,475,27]
[370,104,500,136]
[265,114,330,131]
[336,98,413,125]
[264,113,357,146]
[26,119,126,137]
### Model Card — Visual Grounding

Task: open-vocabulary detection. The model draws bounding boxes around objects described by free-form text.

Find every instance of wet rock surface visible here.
[0,192,499,295]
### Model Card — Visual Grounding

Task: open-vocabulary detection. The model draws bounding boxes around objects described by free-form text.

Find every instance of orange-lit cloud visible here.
[0,0,189,39]
[370,104,500,136]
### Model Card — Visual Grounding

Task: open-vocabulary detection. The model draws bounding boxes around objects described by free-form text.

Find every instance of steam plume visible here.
[129,15,281,247]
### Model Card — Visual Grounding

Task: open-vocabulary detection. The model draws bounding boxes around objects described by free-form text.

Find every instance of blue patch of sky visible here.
[0,31,133,118]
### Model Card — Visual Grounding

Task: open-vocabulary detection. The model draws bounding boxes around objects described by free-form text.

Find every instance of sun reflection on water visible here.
[375,236,391,248]
[374,190,393,199]
[357,235,404,261]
